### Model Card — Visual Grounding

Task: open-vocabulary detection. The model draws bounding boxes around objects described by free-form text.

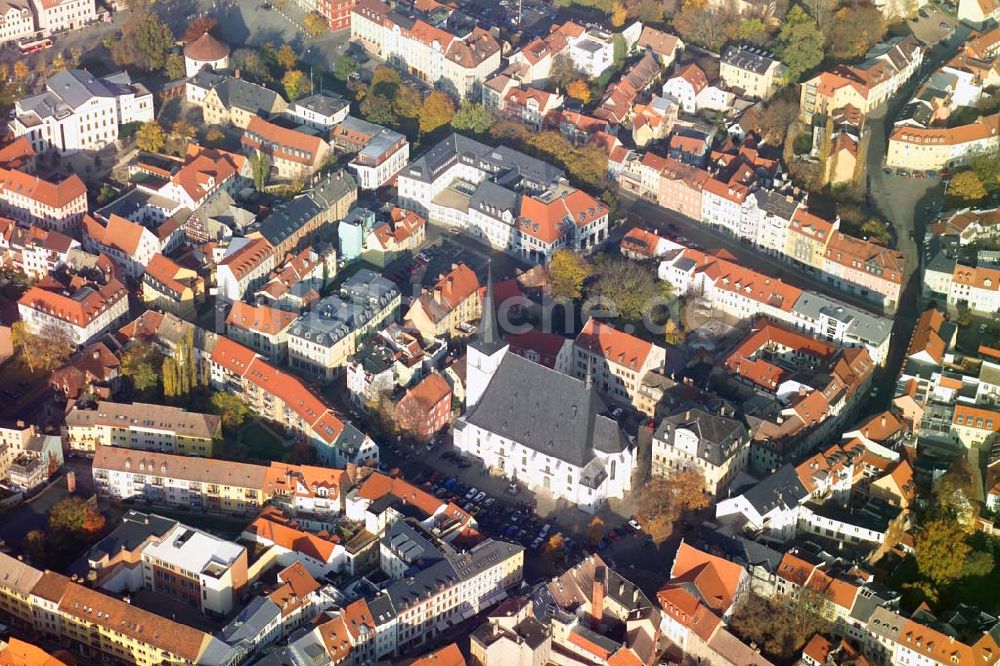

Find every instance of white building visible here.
[17,278,129,346]
[350,0,502,100]
[0,169,87,233]
[182,32,230,78]
[0,0,36,45]
[286,92,350,130]
[30,0,95,34]
[13,69,154,154]
[568,29,614,77]
[216,237,277,303]
[454,280,634,514]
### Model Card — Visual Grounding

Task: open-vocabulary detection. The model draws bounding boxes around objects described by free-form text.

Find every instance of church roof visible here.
[464,352,628,468]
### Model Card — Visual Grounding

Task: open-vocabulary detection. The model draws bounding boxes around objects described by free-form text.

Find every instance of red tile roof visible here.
[243,117,325,166]
[226,301,297,336]
[0,169,85,209]
[518,187,608,244]
[245,515,337,562]
[575,318,655,371]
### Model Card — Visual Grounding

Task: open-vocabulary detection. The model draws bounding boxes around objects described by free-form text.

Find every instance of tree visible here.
[970,153,1000,190]
[49,496,105,536]
[914,518,971,586]
[550,55,584,90]
[859,219,891,245]
[588,256,671,320]
[567,79,591,104]
[211,391,249,430]
[165,52,187,80]
[183,16,219,42]
[282,69,308,101]
[420,91,455,135]
[304,11,328,37]
[800,0,834,31]
[664,318,684,344]
[120,340,163,395]
[111,8,174,71]
[587,517,605,546]
[934,455,979,532]
[637,469,708,541]
[392,85,422,121]
[11,322,72,374]
[549,250,591,300]
[333,54,356,82]
[204,126,226,148]
[564,144,608,189]
[673,2,739,51]
[542,533,565,562]
[611,0,627,26]
[775,5,825,83]
[162,356,178,399]
[730,591,831,661]
[249,150,271,190]
[361,92,397,125]
[135,120,166,153]
[634,0,663,22]
[231,48,271,82]
[950,171,988,202]
[12,60,28,81]
[452,102,493,134]
[827,4,885,60]
[22,530,46,564]
[732,17,769,44]
[276,44,297,71]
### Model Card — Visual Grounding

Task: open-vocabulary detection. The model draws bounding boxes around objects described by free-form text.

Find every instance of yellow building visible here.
[142,254,204,321]
[64,401,222,456]
[404,263,481,340]
[194,75,288,129]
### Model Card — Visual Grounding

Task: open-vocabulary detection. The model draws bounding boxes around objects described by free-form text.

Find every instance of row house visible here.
[30,0,96,33]
[65,400,221,456]
[216,237,277,303]
[405,262,481,340]
[0,0,35,45]
[350,0,501,99]
[141,253,204,320]
[887,111,1000,171]
[242,116,330,180]
[209,336,379,465]
[822,231,905,312]
[92,445,268,515]
[226,300,298,363]
[0,552,234,666]
[799,36,923,122]
[0,169,86,233]
[0,221,79,279]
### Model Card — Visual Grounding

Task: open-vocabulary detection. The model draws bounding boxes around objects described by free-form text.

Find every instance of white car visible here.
[465,488,478,500]
[628,517,642,531]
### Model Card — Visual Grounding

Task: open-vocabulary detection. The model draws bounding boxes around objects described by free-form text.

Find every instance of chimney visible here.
[881,414,887,429]
[234,68,241,79]
[592,571,605,623]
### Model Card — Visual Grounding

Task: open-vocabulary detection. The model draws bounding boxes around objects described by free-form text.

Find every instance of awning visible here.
[462,608,476,619]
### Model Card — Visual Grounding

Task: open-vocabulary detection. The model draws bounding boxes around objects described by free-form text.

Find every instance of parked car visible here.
[628,517,642,531]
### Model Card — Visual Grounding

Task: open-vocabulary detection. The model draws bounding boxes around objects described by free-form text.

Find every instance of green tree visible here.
[548,249,591,300]
[304,11,328,37]
[914,518,971,586]
[565,144,608,189]
[249,150,271,190]
[360,92,396,125]
[950,171,988,202]
[732,17,769,44]
[121,340,163,395]
[588,256,671,320]
[970,152,1000,190]
[135,120,166,153]
[165,53,186,80]
[111,8,175,71]
[333,54,356,82]
[419,91,455,135]
[634,0,663,23]
[392,85,422,121]
[775,5,825,83]
[282,69,308,101]
[211,391,249,430]
[451,102,493,134]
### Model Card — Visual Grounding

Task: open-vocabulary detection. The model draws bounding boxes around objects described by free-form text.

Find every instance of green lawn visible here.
[235,421,289,462]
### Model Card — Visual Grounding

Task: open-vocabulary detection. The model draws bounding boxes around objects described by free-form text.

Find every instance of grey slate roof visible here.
[655,408,748,466]
[87,511,176,562]
[216,76,285,115]
[741,463,808,515]
[721,45,778,74]
[293,91,348,118]
[464,351,628,467]
[402,133,564,189]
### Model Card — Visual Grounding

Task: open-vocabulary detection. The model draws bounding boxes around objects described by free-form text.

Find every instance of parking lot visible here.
[376,432,672,591]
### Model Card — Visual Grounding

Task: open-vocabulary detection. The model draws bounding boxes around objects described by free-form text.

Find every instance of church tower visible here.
[466,264,509,409]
